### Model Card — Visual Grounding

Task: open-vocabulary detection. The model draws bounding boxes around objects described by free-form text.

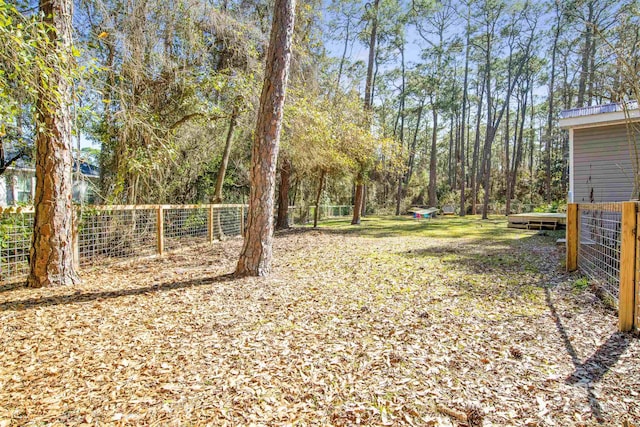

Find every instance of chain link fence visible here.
[0,204,247,283]
[577,203,624,303]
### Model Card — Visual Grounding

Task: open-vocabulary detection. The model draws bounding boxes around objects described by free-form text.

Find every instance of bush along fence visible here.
[0,204,254,284]
[566,202,639,332]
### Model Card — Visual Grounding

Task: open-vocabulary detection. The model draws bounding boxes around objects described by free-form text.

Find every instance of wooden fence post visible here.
[566,203,579,272]
[636,209,640,332]
[619,201,637,332]
[157,206,164,256]
[240,205,245,236]
[72,207,80,270]
[208,205,214,244]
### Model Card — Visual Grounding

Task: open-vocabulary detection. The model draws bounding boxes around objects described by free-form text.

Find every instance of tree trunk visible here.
[213,104,239,203]
[448,114,454,190]
[276,156,291,230]
[504,100,512,215]
[28,0,80,288]
[480,25,494,221]
[428,104,438,207]
[545,2,561,203]
[577,1,594,108]
[352,172,364,225]
[395,41,406,216]
[351,0,378,226]
[510,84,527,208]
[313,169,326,228]
[470,74,485,215]
[405,98,425,190]
[99,34,116,197]
[459,11,470,217]
[395,177,402,215]
[363,0,378,109]
[480,126,494,220]
[481,6,534,219]
[235,0,295,277]
[507,88,523,215]
[529,82,535,181]
[334,17,351,99]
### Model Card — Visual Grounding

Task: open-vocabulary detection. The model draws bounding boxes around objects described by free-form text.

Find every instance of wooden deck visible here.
[508,212,567,230]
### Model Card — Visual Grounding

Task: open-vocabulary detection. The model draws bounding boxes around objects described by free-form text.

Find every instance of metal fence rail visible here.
[577,203,623,302]
[0,204,248,283]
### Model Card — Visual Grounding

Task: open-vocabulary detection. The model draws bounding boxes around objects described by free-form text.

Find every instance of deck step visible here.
[508,223,529,229]
[527,220,558,230]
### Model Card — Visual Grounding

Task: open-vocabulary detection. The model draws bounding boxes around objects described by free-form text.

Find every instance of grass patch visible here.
[307,214,533,242]
[572,277,590,292]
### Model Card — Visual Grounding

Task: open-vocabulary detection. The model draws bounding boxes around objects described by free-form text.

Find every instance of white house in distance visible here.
[0,160,100,207]
[559,102,640,203]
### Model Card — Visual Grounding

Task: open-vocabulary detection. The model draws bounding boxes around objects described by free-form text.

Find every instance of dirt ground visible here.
[0,216,638,426]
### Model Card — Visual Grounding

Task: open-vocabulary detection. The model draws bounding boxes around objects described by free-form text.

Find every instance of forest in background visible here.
[2,0,640,220]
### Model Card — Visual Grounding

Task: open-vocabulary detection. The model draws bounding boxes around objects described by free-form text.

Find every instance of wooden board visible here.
[508,212,566,229]
[618,202,636,332]
[566,204,578,272]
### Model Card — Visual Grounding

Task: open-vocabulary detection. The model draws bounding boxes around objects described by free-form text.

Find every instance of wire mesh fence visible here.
[286,206,304,226]
[0,208,34,282]
[309,205,354,221]
[78,207,158,267]
[0,204,247,284]
[215,206,243,237]
[577,203,623,303]
[163,206,209,252]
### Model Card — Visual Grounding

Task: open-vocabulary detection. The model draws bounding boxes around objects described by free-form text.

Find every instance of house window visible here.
[16,175,32,203]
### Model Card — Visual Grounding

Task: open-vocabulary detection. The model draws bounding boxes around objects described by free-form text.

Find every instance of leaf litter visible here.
[0,219,639,426]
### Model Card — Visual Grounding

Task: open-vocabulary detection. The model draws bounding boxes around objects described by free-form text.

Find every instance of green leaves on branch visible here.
[282,89,404,182]
[0,0,81,136]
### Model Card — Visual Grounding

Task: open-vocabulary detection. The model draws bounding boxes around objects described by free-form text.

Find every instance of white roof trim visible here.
[559,109,640,129]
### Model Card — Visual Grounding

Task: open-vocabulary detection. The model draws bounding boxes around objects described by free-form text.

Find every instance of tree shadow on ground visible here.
[0,281,28,294]
[291,215,535,241]
[404,233,553,265]
[544,287,636,423]
[0,273,235,313]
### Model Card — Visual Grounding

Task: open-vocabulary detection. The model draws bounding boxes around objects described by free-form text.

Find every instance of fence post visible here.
[619,201,637,332]
[240,205,245,236]
[72,207,80,270]
[636,209,640,332]
[157,206,164,256]
[566,203,579,272]
[208,205,214,244]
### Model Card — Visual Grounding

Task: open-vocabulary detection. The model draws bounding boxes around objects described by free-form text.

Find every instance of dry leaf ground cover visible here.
[0,215,638,426]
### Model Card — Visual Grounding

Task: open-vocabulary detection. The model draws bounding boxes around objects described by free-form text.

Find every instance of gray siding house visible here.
[559,103,640,203]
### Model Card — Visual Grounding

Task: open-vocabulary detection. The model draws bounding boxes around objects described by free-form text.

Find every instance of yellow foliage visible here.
[282,87,402,183]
